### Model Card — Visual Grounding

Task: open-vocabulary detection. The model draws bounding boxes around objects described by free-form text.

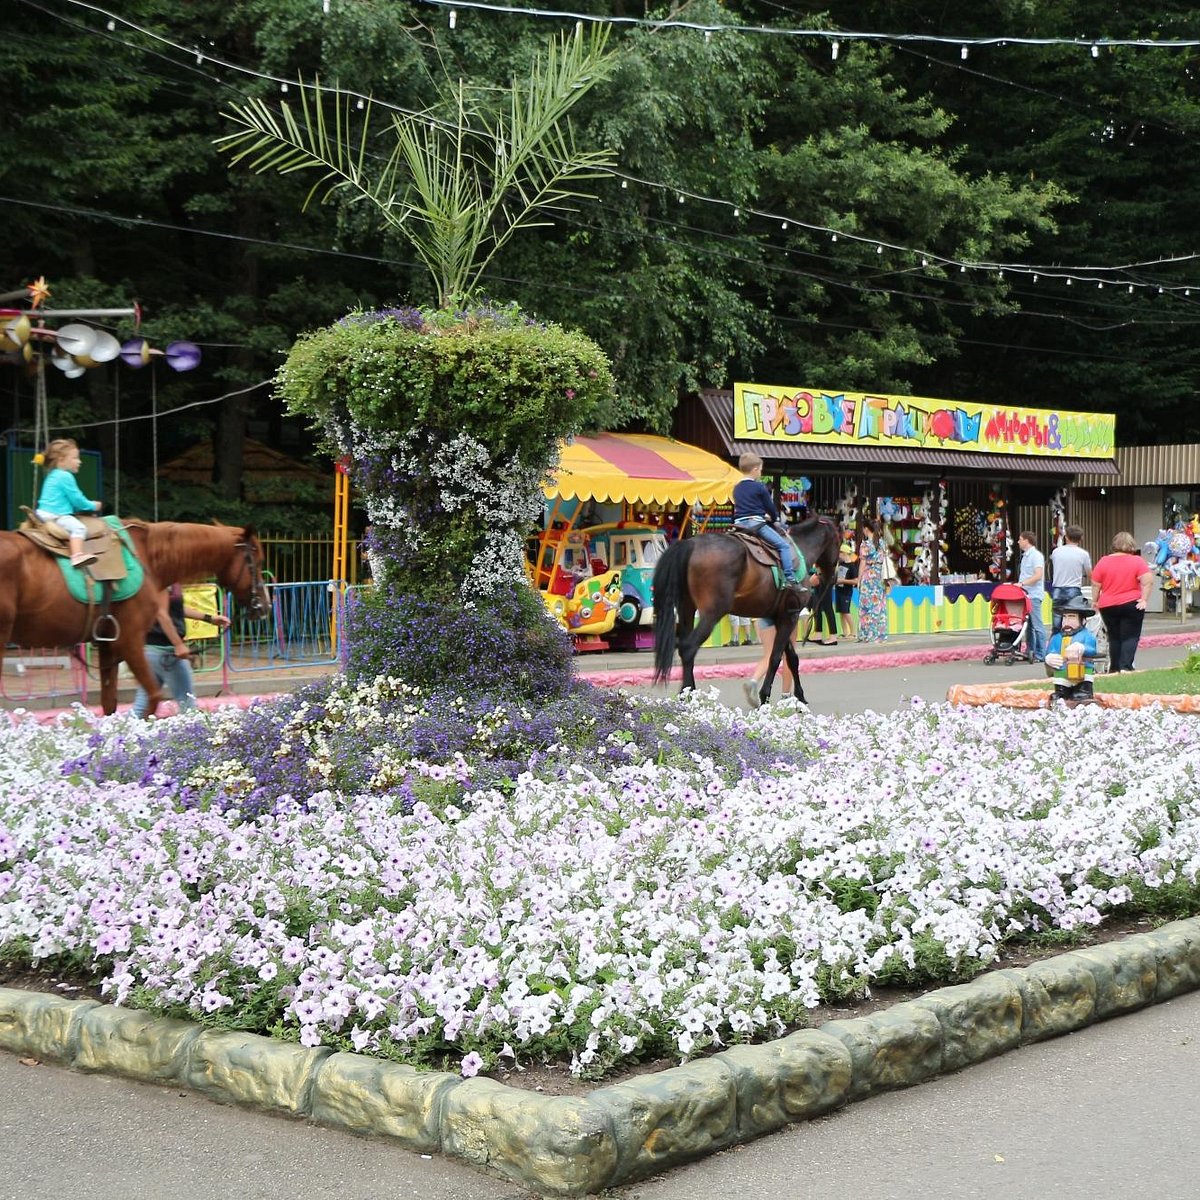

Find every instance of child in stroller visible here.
[983,582,1034,664]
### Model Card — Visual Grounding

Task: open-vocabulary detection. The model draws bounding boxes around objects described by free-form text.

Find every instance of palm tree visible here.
[216,26,615,307]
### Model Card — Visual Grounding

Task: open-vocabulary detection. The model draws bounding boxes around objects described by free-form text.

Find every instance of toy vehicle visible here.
[526,523,668,636]
[575,523,666,628]
[528,528,623,637]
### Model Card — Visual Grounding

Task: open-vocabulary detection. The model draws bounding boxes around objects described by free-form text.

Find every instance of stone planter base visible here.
[5,919,1200,1195]
[947,681,1200,711]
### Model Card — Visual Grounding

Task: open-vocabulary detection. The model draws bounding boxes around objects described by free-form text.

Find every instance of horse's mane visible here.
[130,520,253,584]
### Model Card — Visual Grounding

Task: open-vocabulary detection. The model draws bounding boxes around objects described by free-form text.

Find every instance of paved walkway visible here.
[6,612,1197,717]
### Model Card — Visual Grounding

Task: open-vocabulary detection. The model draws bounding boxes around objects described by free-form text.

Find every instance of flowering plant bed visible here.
[3,687,1200,1081]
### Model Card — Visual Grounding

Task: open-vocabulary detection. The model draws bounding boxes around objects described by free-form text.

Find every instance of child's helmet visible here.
[1056,595,1095,619]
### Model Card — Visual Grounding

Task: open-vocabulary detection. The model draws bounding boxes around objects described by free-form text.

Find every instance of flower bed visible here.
[3,687,1200,1081]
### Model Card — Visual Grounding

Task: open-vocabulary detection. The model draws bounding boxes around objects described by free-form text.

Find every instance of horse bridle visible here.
[235,539,269,619]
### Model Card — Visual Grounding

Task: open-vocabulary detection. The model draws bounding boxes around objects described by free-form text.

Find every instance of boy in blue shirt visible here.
[732,453,802,587]
[36,438,102,567]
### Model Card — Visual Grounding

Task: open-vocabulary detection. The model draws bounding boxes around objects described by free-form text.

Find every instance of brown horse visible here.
[0,521,270,717]
[652,515,842,706]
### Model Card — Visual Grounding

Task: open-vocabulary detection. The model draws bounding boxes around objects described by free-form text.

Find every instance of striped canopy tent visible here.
[543,432,742,508]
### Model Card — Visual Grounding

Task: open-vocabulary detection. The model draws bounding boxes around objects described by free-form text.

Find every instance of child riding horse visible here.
[652,515,841,707]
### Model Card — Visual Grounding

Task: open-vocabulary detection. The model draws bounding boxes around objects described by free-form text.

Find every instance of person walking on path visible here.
[834,540,859,640]
[1091,531,1154,673]
[741,615,798,707]
[806,561,839,646]
[725,614,757,647]
[1018,531,1047,663]
[131,584,232,718]
[1049,524,1092,633]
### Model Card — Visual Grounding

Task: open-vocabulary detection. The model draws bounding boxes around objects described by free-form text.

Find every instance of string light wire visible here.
[413,0,1200,49]
[29,0,1200,292]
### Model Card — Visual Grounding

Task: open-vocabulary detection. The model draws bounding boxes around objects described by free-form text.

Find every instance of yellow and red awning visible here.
[543,433,742,507]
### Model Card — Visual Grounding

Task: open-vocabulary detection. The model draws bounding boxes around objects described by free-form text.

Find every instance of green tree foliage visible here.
[6,0,1200,504]
[490,2,1064,426]
[826,0,1200,436]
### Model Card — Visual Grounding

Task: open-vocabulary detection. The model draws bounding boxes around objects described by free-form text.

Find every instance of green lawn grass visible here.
[1017,662,1200,695]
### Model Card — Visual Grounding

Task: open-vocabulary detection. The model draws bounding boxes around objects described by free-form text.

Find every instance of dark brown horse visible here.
[0,520,269,717]
[652,515,842,706]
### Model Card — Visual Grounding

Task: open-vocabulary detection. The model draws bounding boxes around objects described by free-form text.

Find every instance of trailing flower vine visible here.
[276,301,616,602]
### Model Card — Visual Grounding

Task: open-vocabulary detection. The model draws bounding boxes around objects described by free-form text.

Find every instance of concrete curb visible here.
[4,917,1200,1195]
[947,680,1200,711]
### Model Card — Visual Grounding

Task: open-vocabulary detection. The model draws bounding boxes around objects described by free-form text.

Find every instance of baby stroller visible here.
[984,582,1034,664]
[1082,611,1110,675]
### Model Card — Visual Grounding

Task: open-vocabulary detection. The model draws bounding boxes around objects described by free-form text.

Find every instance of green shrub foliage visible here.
[278,302,616,600]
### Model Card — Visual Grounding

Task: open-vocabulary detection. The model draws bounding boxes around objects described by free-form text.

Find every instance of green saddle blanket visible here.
[57,517,144,603]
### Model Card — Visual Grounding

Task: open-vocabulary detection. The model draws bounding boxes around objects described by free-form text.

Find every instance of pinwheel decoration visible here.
[0,278,201,377]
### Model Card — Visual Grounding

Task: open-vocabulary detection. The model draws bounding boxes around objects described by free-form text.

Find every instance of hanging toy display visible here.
[912,484,947,584]
[838,484,860,535]
[1148,517,1200,603]
[876,495,902,579]
[985,489,1011,580]
[1049,487,1068,547]
[953,499,990,571]
[936,480,950,570]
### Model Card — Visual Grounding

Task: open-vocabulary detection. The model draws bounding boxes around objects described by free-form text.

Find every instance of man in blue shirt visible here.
[732,453,802,586]
[1018,530,1047,663]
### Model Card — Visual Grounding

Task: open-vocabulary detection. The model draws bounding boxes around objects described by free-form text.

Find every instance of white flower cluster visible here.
[4,698,1197,1079]
[335,420,548,596]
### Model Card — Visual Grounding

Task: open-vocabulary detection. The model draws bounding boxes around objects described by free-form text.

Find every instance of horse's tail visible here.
[652,539,692,683]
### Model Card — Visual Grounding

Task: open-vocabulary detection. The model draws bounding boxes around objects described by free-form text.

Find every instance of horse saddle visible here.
[17,507,129,582]
[727,526,784,570]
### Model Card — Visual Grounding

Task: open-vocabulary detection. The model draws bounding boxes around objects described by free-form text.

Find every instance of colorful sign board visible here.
[733,383,1115,459]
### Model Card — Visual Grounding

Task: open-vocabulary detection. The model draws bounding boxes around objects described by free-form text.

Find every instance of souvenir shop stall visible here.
[675,385,1118,633]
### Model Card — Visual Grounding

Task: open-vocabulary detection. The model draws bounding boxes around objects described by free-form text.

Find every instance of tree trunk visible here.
[212,187,261,500]
[213,392,247,501]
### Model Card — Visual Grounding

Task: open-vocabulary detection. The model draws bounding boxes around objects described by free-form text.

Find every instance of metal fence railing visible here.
[225,581,345,674]
[2,577,353,712]
[0,647,89,707]
[258,536,363,586]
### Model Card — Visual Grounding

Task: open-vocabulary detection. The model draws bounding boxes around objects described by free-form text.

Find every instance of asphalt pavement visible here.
[595,611,1199,717]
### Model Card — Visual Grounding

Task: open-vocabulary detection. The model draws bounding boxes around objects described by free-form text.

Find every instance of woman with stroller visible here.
[1091,531,1153,673]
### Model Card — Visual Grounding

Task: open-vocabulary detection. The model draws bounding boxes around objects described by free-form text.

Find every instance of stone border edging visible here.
[4,918,1200,1194]
[947,681,1200,711]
